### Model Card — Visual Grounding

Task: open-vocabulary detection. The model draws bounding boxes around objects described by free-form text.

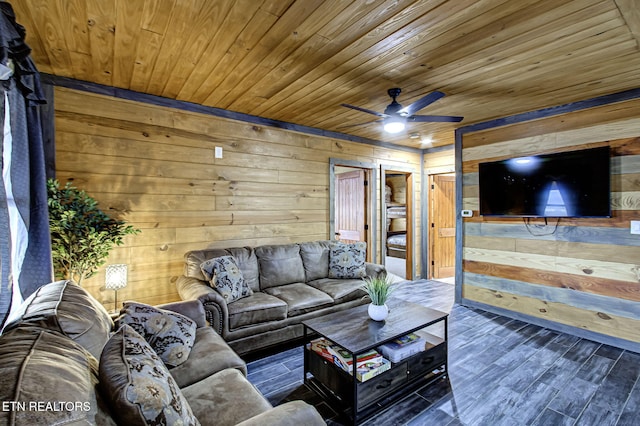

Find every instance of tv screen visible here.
[479,146,611,218]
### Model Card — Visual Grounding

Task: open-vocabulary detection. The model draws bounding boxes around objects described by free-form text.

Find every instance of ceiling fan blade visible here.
[408,115,464,123]
[341,103,388,118]
[337,119,382,129]
[398,91,445,116]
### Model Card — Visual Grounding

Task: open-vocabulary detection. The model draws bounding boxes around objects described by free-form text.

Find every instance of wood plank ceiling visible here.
[10,0,640,148]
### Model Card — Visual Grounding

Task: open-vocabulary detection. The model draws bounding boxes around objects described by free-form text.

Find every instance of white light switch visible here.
[214,147,223,159]
[631,220,640,235]
[461,210,473,217]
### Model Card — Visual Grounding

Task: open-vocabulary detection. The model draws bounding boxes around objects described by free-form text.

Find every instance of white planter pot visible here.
[368,303,389,321]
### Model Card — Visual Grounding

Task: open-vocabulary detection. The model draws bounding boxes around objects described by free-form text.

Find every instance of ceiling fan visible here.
[341,88,463,133]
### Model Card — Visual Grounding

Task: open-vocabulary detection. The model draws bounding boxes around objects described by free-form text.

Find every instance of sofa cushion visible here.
[201,255,253,303]
[307,277,367,304]
[169,327,247,388]
[255,244,306,289]
[299,240,330,281]
[182,368,272,426]
[227,292,288,329]
[0,326,113,426]
[100,325,199,426]
[328,241,367,279]
[235,401,326,426]
[116,302,197,367]
[263,283,334,316]
[226,247,260,292]
[2,280,113,360]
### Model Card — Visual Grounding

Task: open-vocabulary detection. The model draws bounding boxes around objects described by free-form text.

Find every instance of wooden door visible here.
[335,170,366,243]
[430,174,456,278]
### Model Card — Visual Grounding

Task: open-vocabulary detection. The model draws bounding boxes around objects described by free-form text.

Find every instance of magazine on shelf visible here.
[356,350,384,368]
[356,358,392,382]
[329,347,387,373]
[326,344,353,370]
[307,337,333,362]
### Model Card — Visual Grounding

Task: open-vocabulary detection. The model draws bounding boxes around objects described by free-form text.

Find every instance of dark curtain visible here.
[0,2,52,327]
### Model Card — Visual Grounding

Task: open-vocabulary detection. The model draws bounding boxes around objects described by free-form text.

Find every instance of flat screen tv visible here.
[479,146,611,218]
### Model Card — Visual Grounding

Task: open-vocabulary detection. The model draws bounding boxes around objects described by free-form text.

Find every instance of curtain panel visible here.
[0,1,52,326]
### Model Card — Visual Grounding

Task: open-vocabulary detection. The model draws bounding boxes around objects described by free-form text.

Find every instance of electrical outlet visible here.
[214,147,223,159]
[461,210,473,217]
[631,220,640,235]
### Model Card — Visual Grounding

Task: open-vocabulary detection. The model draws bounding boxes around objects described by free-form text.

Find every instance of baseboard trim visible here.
[460,298,640,354]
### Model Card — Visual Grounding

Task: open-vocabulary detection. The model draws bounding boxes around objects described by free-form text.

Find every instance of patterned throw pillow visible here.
[328,241,367,279]
[200,255,253,303]
[99,325,199,426]
[116,302,196,368]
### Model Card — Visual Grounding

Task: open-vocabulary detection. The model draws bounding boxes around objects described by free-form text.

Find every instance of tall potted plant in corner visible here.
[47,179,140,285]
[361,274,395,321]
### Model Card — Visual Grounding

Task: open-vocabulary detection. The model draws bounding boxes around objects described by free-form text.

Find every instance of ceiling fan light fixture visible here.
[383,116,406,133]
[420,136,434,147]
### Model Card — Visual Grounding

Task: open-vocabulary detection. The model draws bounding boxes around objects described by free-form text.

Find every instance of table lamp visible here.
[105,264,128,313]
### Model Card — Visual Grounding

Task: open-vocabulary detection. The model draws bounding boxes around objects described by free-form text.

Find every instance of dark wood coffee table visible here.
[303,298,448,424]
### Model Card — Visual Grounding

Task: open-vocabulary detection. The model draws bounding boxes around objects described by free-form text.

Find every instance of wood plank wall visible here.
[424,147,455,175]
[460,97,640,346]
[53,87,422,307]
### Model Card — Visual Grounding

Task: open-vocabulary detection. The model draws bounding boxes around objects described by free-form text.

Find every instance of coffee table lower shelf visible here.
[304,343,447,424]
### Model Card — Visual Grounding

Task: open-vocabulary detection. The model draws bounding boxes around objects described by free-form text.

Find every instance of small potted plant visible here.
[361,274,395,321]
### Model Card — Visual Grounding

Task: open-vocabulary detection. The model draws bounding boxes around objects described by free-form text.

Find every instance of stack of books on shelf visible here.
[378,332,425,362]
[307,338,391,382]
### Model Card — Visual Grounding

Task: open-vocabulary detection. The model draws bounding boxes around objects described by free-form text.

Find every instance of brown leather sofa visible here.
[0,280,324,425]
[176,240,386,356]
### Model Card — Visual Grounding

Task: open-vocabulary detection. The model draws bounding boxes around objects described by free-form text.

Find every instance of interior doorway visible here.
[330,160,377,263]
[381,168,414,280]
[429,173,456,280]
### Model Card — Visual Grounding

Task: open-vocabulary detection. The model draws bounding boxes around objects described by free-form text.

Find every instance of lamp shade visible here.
[105,264,128,290]
[383,116,406,133]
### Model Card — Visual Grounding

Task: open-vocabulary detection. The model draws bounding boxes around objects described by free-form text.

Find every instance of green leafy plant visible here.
[47,179,140,285]
[361,274,395,306]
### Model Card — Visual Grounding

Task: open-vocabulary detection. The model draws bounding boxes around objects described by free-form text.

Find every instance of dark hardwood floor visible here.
[246,280,640,425]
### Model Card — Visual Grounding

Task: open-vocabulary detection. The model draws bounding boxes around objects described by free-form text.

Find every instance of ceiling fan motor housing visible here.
[383,87,407,133]
[384,88,404,115]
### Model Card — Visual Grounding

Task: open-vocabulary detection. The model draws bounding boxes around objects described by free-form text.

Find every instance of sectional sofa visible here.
[176,240,386,356]
[0,280,324,425]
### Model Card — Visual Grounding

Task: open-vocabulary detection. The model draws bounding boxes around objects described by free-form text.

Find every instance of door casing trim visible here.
[329,158,378,264]
[380,164,416,280]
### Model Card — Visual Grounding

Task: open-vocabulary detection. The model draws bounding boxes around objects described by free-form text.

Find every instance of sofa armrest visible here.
[176,275,230,336]
[156,300,207,328]
[365,262,386,278]
[236,401,325,426]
